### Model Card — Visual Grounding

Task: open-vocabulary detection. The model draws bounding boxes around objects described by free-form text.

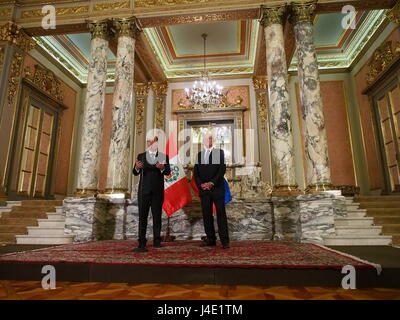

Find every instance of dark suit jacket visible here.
[133,151,171,196]
[194,148,226,198]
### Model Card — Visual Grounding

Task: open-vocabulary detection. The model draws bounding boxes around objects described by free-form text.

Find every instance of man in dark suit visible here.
[132,136,171,253]
[194,133,230,249]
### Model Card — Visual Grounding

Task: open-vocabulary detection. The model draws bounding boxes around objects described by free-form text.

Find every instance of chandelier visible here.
[185,33,227,112]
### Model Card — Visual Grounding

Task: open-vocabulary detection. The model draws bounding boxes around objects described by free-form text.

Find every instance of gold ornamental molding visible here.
[252,75,268,90]
[290,1,317,24]
[259,5,286,27]
[0,22,36,52]
[0,46,4,74]
[21,6,89,18]
[8,52,23,106]
[113,17,142,39]
[387,0,400,24]
[366,40,400,85]
[135,97,146,135]
[24,64,64,103]
[152,81,168,96]
[256,91,268,131]
[134,82,151,97]
[0,8,12,19]
[135,0,225,8]
[93,1,130,12]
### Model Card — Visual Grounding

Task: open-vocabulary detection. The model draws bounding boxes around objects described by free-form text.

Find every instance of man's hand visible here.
[201,182,214,190]
[135,160,143,170]
[156,162,165,170]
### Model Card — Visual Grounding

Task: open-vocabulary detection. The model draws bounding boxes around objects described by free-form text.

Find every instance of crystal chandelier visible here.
[185,33,226,112]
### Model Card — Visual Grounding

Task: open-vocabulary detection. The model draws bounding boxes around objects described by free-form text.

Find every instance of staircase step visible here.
[392,234,400,246]
[335,226,382,236]
[346,204,360,210]
[359,201,400,208]
[373,216,400,224]
[381,224,400,233]
[21,200,63,206]
[2,212,48,219]
[0,225,27,233]
[26,227,65,236]
[335,217,374,227]
[11,206,55,213]
[0,217,38,225]
[324,235,392,246]
[366,208,400,216]
[46,213,63,219]
[0,233,17,243]
[37,219,65,228]
[355,196,400,202]
[16,234,74,245]
[346,210,366,218]
[6,201,22,207]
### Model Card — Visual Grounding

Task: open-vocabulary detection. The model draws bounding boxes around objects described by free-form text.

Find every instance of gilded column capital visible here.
[387,0,400,25]
[151,81,168,96]
[259,5,286,27]
[134,82,151,97]
[0,22,36,52]
[252,76,268,90]
[88,20,112,41]
[113,17,142,39]
[290,1,317,24]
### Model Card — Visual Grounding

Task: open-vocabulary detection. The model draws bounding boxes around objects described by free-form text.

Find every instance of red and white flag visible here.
[163,133,192,216]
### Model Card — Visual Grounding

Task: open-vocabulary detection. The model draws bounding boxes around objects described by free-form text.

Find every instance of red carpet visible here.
[0,240,379,271]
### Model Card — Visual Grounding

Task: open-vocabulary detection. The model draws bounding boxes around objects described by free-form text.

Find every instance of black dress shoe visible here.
[132,247,148,253]
[222,243,230,249]
[153,242,162,248]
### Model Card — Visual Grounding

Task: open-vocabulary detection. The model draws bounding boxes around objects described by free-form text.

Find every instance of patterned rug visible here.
[0,240,380,271]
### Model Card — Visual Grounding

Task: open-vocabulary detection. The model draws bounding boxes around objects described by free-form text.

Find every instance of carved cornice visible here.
[252,76,267,90]
[21,6,89,18]
[93,1,130,12]
[259,5,286,27]
[366,40,400,85]
[134,82,151,97]
[290,1,317,24]
[135,0,226,8]
[113,17,142,39]
[0,22,36,52]
[88,20,112,41]
[24,64,64,103]
[387,0,400,24]
[152,81,168,96]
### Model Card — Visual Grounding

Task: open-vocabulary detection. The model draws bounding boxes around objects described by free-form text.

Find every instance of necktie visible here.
[205,150,210,164]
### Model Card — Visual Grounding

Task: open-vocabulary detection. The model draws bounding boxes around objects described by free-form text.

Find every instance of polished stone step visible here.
[335,226,382,236]
[0,233,17,243]
[366,208,400,216]
[1,212,48,219]
[335,217,374,227]
[6,201,22,207]
[21,200,63,206]
[381,224,400,233]
[373,216,400,224]
[37,219,65,228]
[354,196,400,202]
[346,210,366,218]
[16,234,74,245]
[392,234,400,246]
[26,227,65,236]
[323,235,392,246]
[46,213,63,219]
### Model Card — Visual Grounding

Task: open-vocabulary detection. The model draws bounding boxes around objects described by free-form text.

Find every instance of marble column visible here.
[259,6,300,196]
[291,2,332,193]
[75,20,111,197]
[105,18,142,197]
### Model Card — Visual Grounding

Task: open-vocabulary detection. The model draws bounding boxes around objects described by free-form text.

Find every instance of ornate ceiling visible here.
[33,9,387,83]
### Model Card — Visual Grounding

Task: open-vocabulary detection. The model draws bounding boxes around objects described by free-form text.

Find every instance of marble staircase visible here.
[323,197,393,246]
[0,200,74,245]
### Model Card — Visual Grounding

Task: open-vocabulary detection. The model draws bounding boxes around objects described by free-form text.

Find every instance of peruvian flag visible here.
[162,133,192,216]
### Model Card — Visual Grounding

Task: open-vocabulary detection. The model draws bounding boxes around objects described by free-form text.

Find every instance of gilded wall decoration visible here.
[135,97,146,135]
[24,64,64,103]
[0,8,12,19]
[8,52,23,106]
[21,6,89,18]
[152,82,168,130]
[94,1,130,12]
[0,22,36,52]
[0,46,4,74]
[387,0,400,24]
[252,76,267,90]
[135,0,221,8]
[172,85,250,111]
[256,91,268,131]
[366,40,400,85]
[134,82,150,97]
